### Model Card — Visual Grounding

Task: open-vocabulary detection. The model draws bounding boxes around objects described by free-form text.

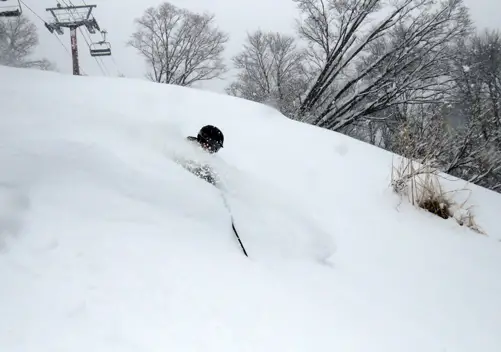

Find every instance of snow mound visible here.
[1,66,501,352]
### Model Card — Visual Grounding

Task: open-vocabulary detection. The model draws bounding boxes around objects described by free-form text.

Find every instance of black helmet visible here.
[197,125,224,153]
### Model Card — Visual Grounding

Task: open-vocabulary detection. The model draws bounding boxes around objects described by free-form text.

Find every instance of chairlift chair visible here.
[89,30,111,57]
[89,41,111,57]
[0,0,21,17]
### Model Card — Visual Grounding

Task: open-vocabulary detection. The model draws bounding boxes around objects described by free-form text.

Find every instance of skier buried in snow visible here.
[184,125,224,186]
[184,126,248,257]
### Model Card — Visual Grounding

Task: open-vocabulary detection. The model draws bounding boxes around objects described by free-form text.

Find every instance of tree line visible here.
[2,0,500,193]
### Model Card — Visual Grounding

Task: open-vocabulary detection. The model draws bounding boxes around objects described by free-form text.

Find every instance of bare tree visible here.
[0,15,54,70]
[29,58,57,71]
[293,0,471,131]
[442,31,501,191]
[227,30,308,117]
[128,2,229,86]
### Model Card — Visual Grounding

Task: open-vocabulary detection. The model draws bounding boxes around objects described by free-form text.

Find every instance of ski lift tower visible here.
[45,3,101,75]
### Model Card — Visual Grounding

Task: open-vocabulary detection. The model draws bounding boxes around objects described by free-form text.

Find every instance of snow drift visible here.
[1,65,501,352]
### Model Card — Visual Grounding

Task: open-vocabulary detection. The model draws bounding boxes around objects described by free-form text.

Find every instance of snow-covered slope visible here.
[1,66,500,352]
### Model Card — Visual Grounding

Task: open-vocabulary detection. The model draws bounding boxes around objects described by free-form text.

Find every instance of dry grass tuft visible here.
[391,156,485,235]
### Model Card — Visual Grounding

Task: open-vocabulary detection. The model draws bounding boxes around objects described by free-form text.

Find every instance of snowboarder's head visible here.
[197,125,224,154]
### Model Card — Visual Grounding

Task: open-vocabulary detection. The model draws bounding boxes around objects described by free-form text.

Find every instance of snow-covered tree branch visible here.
[294,0,471,131]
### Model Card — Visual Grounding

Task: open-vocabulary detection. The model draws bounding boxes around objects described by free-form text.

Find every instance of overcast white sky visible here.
[18,0,501,93]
